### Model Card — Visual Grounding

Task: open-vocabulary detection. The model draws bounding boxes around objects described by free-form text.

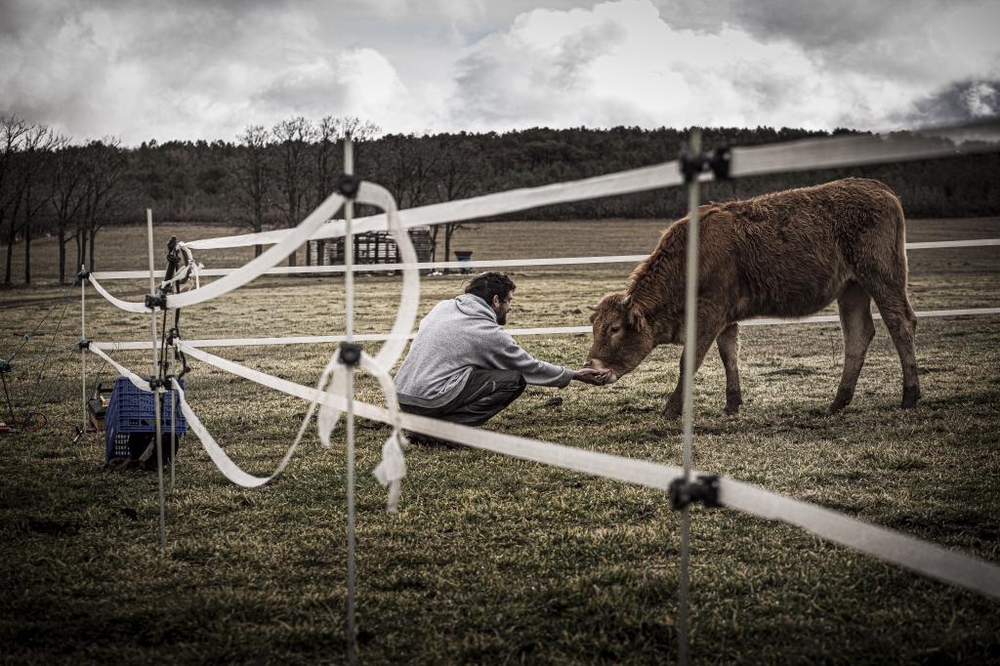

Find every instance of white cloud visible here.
[1,0,997,143]
[448,0,931,131]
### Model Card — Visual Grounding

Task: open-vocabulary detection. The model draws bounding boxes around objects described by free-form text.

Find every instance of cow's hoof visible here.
[827,389,854,415]
[901,386,921,409]
[724,393,742,416]
[661,404,682,420]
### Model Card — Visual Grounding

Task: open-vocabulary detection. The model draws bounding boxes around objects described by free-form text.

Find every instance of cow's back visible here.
[701,178,905,320]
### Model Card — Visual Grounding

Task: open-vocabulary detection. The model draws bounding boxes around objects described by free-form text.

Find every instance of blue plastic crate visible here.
[105,376,186,464]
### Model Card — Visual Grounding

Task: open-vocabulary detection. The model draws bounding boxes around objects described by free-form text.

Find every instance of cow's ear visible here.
[626,303,647,331]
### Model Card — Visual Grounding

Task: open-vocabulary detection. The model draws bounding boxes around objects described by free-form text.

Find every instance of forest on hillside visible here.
[1,114,998,283]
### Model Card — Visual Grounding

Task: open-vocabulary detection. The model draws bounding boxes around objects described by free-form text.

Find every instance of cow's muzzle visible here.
[585,359,618,384]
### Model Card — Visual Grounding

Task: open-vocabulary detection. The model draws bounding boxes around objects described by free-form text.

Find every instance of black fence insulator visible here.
[144,293,167,310]
[163,236,180,286]
[73,269,91,286]
[709,145,732,180]
[336,173,362,198]
[0,358,11,374]
[76,340,91,351]
[678,145,733,184]
[338,342,363,367]
[669,474,722,510]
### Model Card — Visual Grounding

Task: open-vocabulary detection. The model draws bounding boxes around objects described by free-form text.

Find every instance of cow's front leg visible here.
[662,324,721,420]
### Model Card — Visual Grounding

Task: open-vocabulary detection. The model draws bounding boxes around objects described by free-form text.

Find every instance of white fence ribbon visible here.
[89,305,1000,352]
[729,123,999,179]
[721,479,1000,600]
[373,431,406,512]
[88,273,153,314]
[314,348,407,513]
[169,376,304,488]
[186,161,682,250]
[352,181,420,370]
[173,341,405,509]
[89,237,1000,282]
[389,417,1000,601]
[86,190,345,314]
[87,345,150,390]
[166,190,346,309]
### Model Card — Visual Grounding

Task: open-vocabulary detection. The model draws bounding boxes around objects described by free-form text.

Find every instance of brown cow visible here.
[585,177,920,418]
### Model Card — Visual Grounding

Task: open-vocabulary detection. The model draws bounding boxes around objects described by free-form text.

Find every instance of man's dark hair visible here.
[464,271,515,304]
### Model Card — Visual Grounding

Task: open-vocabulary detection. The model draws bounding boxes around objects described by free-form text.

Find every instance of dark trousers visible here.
[400,369,526,427]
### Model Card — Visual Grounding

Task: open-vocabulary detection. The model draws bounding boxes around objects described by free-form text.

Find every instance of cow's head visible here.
[585,292,657,383]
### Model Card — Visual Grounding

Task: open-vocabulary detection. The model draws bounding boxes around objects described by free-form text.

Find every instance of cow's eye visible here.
[609,325,621,334]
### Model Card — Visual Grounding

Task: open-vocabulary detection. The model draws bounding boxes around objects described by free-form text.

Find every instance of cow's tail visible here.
[888,188,909,289]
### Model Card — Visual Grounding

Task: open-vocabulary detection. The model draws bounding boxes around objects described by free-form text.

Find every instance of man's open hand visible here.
[573,367,608,385]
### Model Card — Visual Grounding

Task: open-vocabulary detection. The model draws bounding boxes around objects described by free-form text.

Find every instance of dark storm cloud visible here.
[654,0,1000,84]
[906,80,1000,125]
[656,0,911,46]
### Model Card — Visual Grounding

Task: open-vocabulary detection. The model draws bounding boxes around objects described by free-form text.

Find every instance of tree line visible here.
[1,113,997,284]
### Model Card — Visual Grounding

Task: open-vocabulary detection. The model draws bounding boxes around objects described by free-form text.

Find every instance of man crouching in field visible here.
[395,272,605,444]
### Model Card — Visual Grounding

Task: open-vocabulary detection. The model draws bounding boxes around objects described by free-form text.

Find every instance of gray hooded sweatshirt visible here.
[395,293,574,408]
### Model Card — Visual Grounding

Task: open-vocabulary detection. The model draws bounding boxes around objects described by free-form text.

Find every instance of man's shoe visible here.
[404,431,460,449]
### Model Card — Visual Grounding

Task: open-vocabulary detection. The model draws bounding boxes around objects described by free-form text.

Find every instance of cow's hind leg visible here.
[829,282,876,414]
[717,323,742,415]
[871,289,920,409]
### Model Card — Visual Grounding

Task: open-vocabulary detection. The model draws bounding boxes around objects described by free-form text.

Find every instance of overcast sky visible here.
[1,0,998,146]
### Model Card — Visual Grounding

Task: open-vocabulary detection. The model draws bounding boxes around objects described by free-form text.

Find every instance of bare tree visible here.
[373,133,417,210]
[17,123,58,283]
[272,116,316,266]
[314,116,341,207]
[433,135,487,268]
[48,138,87,283]
[308,117,382,264]
[313,116,381,200]
[234,124,271,257]
[0,115,30,284]
[77,138,129,271]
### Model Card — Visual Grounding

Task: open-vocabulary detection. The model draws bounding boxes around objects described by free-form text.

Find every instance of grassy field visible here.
[1,214,999,664]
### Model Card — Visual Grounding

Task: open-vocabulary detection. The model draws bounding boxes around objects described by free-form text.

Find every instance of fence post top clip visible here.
[336,173,361,199]
[679,144,732,184]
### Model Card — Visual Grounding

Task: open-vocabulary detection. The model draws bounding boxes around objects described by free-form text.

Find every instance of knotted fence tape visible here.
[173,341,407,506]
[157,242,203,293]
[313,346,407,512]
